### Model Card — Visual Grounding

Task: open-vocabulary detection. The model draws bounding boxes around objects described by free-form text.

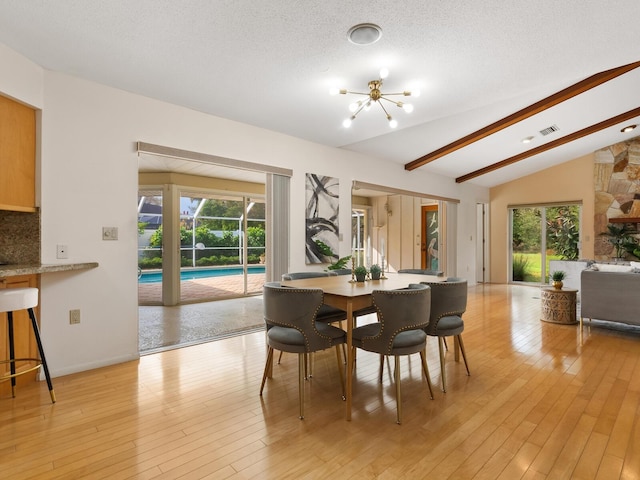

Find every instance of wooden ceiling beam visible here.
[404,60,640,172]
[455,107,640,183]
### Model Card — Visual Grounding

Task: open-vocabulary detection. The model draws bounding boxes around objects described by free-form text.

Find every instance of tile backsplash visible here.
[0,210,40,264]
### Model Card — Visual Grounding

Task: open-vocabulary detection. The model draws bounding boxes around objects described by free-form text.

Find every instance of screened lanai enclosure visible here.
[138,189,266,305]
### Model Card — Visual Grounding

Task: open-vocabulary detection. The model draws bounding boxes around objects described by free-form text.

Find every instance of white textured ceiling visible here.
[1,1,639,188]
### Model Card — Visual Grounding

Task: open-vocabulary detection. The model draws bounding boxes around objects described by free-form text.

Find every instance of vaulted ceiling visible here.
[1,1,639,188]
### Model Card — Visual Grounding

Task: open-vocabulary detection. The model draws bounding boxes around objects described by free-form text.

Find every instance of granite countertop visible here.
[0,262,99,277]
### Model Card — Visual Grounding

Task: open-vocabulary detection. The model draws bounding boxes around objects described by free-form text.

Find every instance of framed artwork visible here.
[305,173,339,264]
[421,205,439,270]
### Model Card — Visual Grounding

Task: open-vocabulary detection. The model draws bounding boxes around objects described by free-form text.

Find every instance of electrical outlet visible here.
[56,244,68,259]
[69,309,81,325]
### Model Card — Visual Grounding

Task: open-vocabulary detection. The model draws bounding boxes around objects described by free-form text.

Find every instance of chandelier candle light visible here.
[330,68,418,129]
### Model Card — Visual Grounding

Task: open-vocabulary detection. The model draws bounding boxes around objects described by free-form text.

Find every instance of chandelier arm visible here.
[381,92,412,96]
[343,91,371,96]
[378,101,392,118]
[351,101,369,118]
[379,96,403,108]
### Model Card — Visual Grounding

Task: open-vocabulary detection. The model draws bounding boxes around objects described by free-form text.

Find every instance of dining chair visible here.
[281,272,347,324]
[351,283,434,424]
[259,282,346,419]
[419,277,469,392]
[280,272,348,367]
[398,268,445,276]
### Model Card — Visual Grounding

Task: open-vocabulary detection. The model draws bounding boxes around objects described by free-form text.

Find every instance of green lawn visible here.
[513,252,562,283]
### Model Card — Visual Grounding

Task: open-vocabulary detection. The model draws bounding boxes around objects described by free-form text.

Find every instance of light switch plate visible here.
[56,244,68,259]
[102,227,118,240]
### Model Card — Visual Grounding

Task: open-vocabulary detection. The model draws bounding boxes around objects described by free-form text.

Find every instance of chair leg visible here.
[351,346,357,375]
[456,335,471,376]
[438,337,447,392]
[335,345,346,400]
[443,337,448,351]
[28,308,56,403]
[378,354,385,382]
[338,321,347,362]
[394,355,402,425]
[304,353,313,380]
[260,347,274,395]
[420,349,434,399]
[7,312,17,397]
[298,353,305,420]
[277,350,283,364]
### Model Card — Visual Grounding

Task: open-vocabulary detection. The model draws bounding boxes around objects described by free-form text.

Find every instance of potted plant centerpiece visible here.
[370,263,381,280]
[354,265,368,282]
[551,270,566,290]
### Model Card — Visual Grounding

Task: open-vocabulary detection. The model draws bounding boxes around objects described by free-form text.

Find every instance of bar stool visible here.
[0,287,56,403]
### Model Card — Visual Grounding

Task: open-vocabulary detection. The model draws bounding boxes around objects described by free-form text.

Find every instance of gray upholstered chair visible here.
[398,268,444,276]
[420,277,469,392]
[260,282,346,419]
[351,283,434,424]
[281,271,335,281]
[281,271,347,324]
[328,268,352,276]
[280,271,348,366]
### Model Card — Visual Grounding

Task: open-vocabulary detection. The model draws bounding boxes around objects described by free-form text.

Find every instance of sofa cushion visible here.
[591,263,634,272]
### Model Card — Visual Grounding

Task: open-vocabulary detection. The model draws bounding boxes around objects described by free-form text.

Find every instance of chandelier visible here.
[330,68,418,129]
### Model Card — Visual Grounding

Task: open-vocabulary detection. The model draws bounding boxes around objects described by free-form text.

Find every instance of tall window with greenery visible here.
[510,204,580,283]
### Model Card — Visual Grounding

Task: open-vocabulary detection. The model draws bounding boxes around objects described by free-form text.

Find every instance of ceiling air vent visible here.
[539,124,559,136]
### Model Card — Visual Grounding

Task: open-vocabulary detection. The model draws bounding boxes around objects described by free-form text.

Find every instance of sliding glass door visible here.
[138,187,265,305]
[510,204,581,284]
[178,191,265,302]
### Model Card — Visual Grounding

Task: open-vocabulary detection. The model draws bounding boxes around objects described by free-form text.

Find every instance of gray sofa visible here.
[580,269,640,328]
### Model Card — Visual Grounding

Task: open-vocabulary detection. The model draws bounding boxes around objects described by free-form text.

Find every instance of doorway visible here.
[476,203,488,283]
[137,143,293,352]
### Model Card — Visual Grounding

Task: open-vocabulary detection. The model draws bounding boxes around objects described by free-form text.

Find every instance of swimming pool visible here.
[139,266,265,283]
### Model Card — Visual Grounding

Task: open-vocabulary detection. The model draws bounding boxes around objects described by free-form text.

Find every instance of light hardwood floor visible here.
[2,284,640,479]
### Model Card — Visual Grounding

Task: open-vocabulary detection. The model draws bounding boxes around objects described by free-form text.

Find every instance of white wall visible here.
[0,43,43,108]
[1,43,489,378]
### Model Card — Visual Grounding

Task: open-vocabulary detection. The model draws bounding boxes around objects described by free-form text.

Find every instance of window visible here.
[351,208,367,266]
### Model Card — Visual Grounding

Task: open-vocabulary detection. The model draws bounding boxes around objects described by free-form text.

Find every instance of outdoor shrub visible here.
[512,255,530,281]
[546,205,580,260]
[138,257,162,270]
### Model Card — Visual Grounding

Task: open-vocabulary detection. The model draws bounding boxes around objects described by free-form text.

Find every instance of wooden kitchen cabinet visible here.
[0,94,36,212]
[0,274,40,396]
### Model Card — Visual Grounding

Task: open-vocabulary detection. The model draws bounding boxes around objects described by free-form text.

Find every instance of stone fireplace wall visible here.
[594,136,640,260]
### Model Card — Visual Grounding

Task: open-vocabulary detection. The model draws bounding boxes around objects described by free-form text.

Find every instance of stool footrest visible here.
[0,358,42,380]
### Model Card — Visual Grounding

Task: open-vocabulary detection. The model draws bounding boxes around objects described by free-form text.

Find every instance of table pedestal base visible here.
[541,288,578,325]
